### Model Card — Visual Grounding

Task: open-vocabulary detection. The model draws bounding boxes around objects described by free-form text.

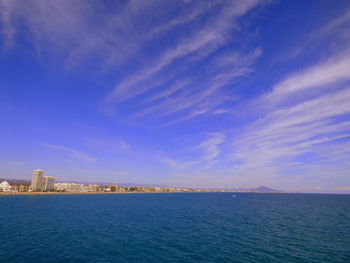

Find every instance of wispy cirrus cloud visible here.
[290,8,350,58]
[236,13,350,187]
[86,138,131,153]
[262,52,350,106]
[38,142,97,163]
[4,0,349,191]
[163,132,225,171]
[174,49,350,190]
[0,0,266,126]
[132,48,262,124]
[104,1,265,124]
[229,49,350,190]
[0,0,153,68]
[14,161,24,167]
[195,133,225,162]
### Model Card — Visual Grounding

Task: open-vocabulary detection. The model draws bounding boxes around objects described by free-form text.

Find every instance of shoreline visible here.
[0,191,282,196]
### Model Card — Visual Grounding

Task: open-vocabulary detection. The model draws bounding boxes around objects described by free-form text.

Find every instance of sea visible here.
[0,193,349,263]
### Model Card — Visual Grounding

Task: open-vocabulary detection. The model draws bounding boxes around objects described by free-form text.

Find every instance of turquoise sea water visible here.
[0,193,349,262]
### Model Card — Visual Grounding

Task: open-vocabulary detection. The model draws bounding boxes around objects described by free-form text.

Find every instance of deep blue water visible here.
[0,193,349,263]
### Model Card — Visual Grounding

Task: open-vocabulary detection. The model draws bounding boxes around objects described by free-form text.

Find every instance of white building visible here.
[30,169,43,191]
[29,170,56,192]
[0,181,12,192]
[42,176,55,191]
[54,183,88,192]
[88,184,100,192]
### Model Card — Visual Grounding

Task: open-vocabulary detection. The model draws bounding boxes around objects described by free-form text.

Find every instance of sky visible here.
[1,0,350,193]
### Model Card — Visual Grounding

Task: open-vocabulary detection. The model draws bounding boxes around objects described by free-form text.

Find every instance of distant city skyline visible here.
[1,0,350,193]
[3,168,268,194]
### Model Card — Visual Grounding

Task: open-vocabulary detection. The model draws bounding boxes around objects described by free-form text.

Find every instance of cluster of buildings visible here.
[1,169,200,193]
[1,169,233,194]
[0,181,29,192]
[0,181,14,192]
[30,169,56,192]
[52,183,199,193]
[0,169,53,193]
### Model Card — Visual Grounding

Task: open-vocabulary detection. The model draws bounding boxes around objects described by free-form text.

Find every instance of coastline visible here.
[0,191,281,196]
[0,192,130,196]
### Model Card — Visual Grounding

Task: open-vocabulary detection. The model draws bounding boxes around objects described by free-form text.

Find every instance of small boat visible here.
[232,195,236,197]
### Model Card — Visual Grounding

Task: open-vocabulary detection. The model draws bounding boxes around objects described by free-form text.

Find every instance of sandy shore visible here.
[0,191,168,196]
[0,191,240,196]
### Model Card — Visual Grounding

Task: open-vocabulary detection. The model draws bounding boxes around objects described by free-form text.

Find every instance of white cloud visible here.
[195,133,225,161]
[263,52,350,105]
[0,1,157,68]
[14,162,24,167]
[162,157,199,170]
[38,142,97,163]
[228,50,350,189]
[132,48,261,123]
[0,0,17,48]
[86,138,131,152]
[103,0,265,123]
[163,132,225,174]
[0,0,265,126]
[116,139,131,151]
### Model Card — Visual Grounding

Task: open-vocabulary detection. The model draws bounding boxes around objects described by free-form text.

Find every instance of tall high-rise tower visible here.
[30,169,43,191]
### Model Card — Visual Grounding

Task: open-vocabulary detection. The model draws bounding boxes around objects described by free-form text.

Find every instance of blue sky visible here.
[1,0,350,193]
